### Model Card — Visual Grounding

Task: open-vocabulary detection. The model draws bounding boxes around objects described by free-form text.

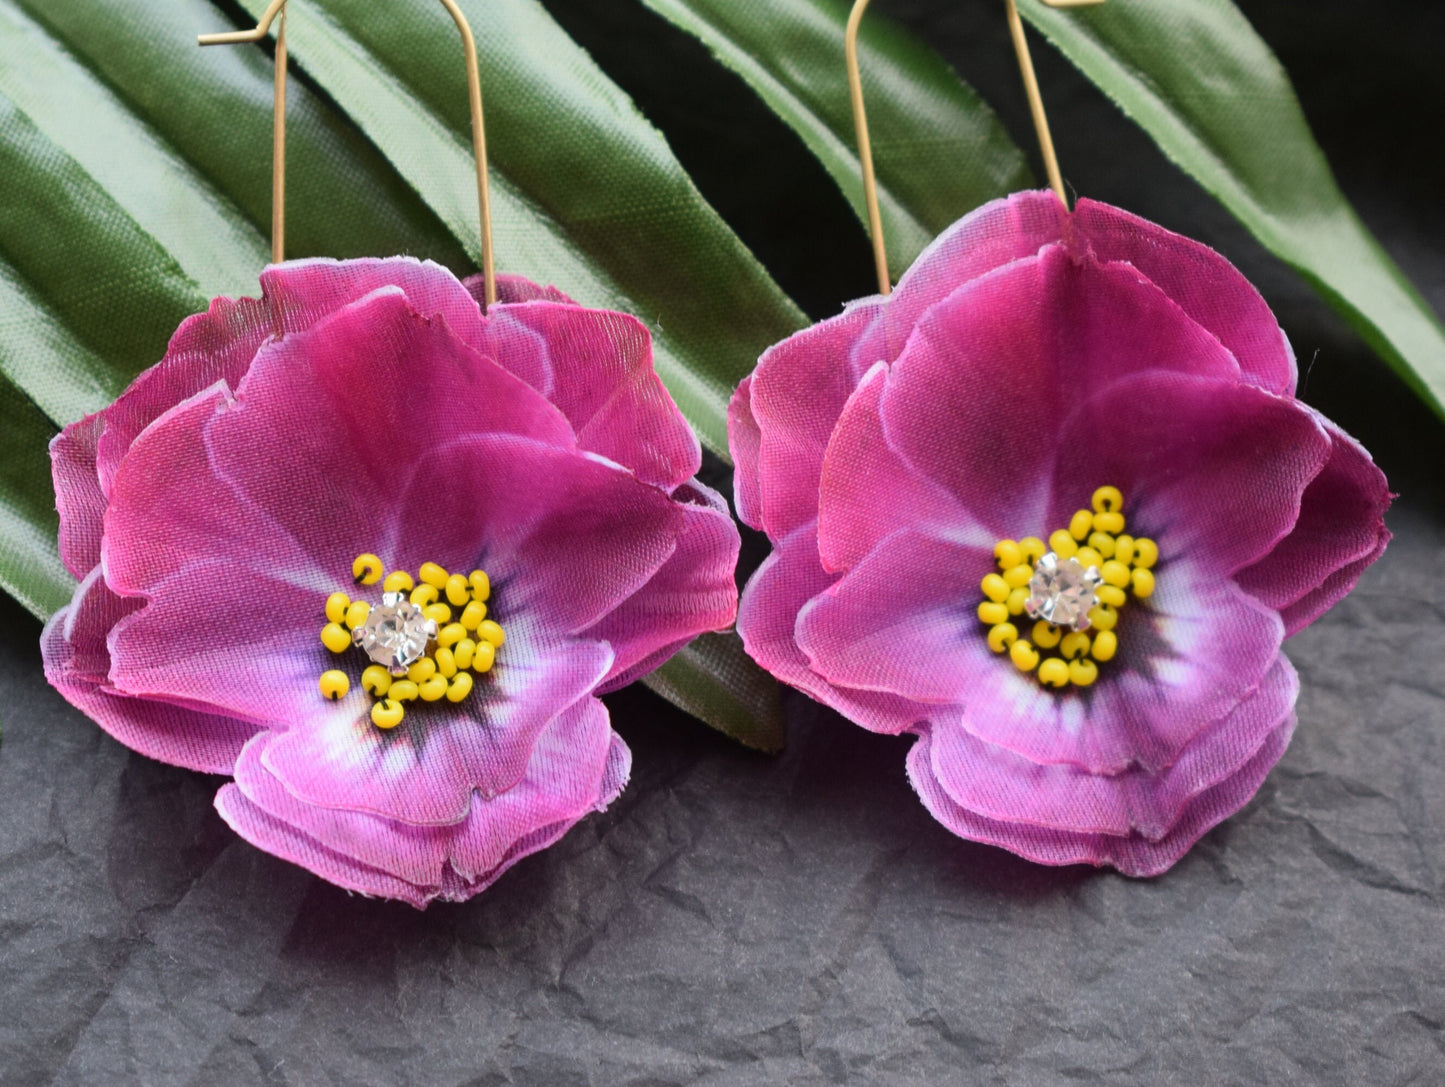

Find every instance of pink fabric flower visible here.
[730,191,1390,876]
[43,258,739,907]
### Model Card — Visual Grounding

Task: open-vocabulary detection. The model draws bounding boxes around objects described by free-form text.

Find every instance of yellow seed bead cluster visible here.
[977,486,1158,690]
[320,555,503,729]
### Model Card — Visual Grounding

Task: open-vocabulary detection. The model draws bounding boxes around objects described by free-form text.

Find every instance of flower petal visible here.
[878,246,1243,539]
[1047,372,1333,582]
[1073,199,1296,395]
[736,522,929,736]
[50,414,107,578]
[728,375,764,531]
[583,480,740,691]
[41,569,260,773]
[472,302,701,490]
[926,656,1298,839]
[1233,413,1392,635]
[907,708,1296,877]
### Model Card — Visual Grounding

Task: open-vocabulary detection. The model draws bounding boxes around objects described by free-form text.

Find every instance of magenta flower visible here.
[42,258,739,906]
[730,191,1390,876]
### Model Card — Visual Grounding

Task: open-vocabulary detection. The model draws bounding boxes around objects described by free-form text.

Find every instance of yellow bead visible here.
[1131,568,1156,599]
[1088,604,1118,632]
[476,620,505,648]
[325,592,350,625]
[1032,621,1062,649]
[978,601,1010,626]
[993,539,1023,570]
[419,675,448,702]
[460,600,487,630]
[1091,629,1118,662]
[389,679,419,703]
[1018,537,1046,564]
[445,574,471,607]
[1094,511,1125,535]
[370,699,404,729]
[1010,639,1039,672]
[1038,658,1069,688]
[352,553,383,585]
[1087,532,1116,559]
[434,647,457,678]
[469,570,491,602]
[980,573,1010,603]
[438,623,466,648]
[1060,631,1092,661]
[1048,530,1078,560]
[1069,509,1093,541]
[1068,658,1099,687]
[318,670,350,700]
[419,562,450,589]
[1075,547,1103,569]
[410,583,439,607]
[987,623,1018,654]
[446,672,474,702]
[320,622,351,654]
[1006,587,1029,616]
[453,638,476,669]
[1091,486,1123,514]
[361,665,392,697]
[344,600,371,630]
[1133,538,1159,569]
[424,602,452,625]
[1114,535,1136,565]
[1003,564,1033,589]
[383,570,415,593]
[1101,560,1131,588]
[407,657,437,684]
[471,640,496,673]
[1096,584,1128,608]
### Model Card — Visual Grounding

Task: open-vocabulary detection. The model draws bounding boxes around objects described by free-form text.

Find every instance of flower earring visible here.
[729,0,1390,875]
[41,0,740,908]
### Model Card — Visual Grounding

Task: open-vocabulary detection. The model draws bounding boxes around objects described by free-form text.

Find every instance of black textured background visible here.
[2,1,1443,1083]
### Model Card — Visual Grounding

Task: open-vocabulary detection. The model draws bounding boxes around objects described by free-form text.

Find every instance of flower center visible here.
[316,556,506,730]
[976,486,1158,690]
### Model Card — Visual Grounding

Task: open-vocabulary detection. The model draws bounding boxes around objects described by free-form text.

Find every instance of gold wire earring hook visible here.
[200,0,497,308]
[845,0,1105,296]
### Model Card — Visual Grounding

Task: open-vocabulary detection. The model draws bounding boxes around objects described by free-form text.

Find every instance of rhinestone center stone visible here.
[1025,552,1102,631]
[353,592,439,675]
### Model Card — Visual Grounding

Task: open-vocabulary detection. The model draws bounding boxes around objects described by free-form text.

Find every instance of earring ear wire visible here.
[200,0,497,309]
[845,0,1105,296]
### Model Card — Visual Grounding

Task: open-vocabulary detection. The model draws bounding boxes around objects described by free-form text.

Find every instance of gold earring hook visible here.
[845,0,1105,296]
[201,0,497,309]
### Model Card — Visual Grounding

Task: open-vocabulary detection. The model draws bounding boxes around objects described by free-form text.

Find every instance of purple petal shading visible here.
[583,480,740,691]
[728,375,764,531]
[818,363,986,573]
[907,710,1296,878]
[736,523,930,736]
[748,299,885,540]
[466,272,575,307]
[879,247,1244,540]
[926,657,1298,838]
[1234,413,1392,635]
[797,530,996,705]
[1047,372,1332,582]
[41,569,260,774]
[389,435,687,639]
[472,302,701,490]
[258,631,614,826]
[50,413,106,578]
[1073,199,1297,395]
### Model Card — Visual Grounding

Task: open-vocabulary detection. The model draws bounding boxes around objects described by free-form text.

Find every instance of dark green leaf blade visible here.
[0,375,73,620]
[642,632,786,753]
[1020,0,1445,420]
[638,0,1031,279]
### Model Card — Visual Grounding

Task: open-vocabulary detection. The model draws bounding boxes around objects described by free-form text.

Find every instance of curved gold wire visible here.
[201,0,497,308]
[845,0,1105,295]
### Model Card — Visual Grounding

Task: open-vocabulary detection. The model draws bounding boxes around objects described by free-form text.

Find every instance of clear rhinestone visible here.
[1024,552,1103,631]
[353,592,438,675]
